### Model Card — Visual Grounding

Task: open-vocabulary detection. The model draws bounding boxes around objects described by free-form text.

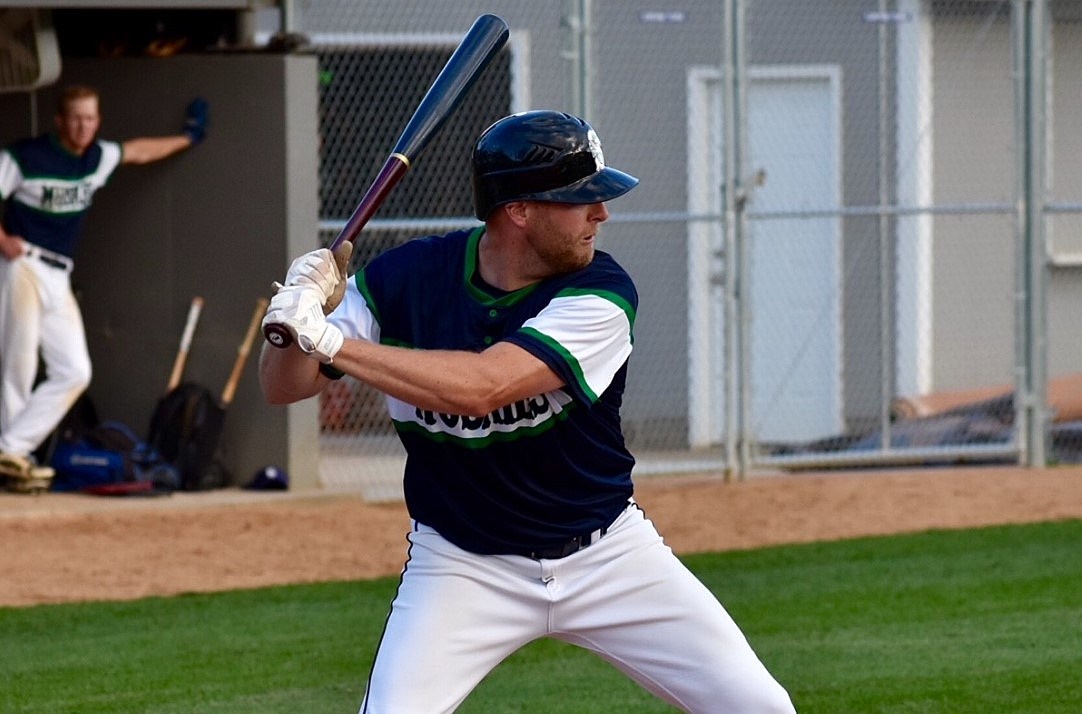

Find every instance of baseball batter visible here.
[260,111,795,713]
[0,85,207,492]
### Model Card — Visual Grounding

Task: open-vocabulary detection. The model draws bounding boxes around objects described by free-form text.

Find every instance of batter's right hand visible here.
[283,243,352,314]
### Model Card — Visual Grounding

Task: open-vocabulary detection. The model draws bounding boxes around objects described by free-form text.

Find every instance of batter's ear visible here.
[501,201,529,227]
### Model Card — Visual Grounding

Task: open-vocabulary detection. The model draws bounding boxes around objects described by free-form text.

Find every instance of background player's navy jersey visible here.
[0,135,122,258]
[328,227,637,554]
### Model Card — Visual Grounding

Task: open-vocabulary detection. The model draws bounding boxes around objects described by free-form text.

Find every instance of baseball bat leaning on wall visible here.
[263,13,510,348]
[167,296,204,393]
[222,297,270,406]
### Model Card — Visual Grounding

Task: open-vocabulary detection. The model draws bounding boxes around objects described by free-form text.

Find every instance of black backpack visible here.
[146,382,230,491]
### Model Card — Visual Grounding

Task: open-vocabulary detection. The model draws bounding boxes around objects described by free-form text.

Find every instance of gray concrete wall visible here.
[931,15,1017,391]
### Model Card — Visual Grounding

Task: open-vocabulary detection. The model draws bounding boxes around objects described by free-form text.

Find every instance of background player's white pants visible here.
[0,255,91,456]
[359,503,795,714]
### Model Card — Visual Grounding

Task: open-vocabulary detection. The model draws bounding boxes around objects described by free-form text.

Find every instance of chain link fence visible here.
[292,0,1082,499]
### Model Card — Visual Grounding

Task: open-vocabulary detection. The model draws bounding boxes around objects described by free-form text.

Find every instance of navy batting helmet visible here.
[472,110,639,220]
[243,465,289,491]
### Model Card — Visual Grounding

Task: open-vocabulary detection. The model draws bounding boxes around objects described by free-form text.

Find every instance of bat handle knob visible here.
[263,322,294,349]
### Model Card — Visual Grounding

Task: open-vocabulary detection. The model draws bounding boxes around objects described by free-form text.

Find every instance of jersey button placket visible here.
[485,308,500,346]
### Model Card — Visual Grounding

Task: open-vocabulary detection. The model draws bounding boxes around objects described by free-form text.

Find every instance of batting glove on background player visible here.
[262,285,344,363]
[282,242,353,314]
[183,98,209,145]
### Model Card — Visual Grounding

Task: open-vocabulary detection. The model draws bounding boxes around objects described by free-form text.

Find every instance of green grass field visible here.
[3,519,1080,713]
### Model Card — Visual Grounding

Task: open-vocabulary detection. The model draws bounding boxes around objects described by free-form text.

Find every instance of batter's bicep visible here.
[478,341,565,406]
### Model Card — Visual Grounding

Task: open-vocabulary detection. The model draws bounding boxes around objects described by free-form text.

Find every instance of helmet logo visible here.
[587,128,605,171]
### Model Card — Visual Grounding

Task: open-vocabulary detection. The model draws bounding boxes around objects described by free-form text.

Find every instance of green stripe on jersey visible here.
[354,270,382,326]
[518,326,597,403]
[556,286,637,338]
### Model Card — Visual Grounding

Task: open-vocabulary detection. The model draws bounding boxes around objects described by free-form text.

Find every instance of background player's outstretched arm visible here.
[121,98,208,164]
[121,135,193,164]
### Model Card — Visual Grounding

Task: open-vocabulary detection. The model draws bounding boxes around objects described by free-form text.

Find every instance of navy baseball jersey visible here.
[0,134,123,258]
[326,226,637,555]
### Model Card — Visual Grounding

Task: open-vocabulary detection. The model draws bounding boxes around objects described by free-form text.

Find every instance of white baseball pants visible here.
[0,253,91,456]
[359,503,795,713]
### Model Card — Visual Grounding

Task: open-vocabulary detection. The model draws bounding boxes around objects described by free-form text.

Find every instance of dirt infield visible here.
[2,464,1081,608]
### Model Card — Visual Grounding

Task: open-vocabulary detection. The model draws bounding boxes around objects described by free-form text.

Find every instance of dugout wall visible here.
[0,51,322,490]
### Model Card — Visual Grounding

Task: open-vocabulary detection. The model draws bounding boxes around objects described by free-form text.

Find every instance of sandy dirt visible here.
[2,464,1082,608]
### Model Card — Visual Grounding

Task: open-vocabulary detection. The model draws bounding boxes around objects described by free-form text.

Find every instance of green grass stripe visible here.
[2,519,1079,713]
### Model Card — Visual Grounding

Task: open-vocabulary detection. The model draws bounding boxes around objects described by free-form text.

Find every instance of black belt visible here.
[26,246,73,272]
[38,254,70,270]
[527,526,608,560]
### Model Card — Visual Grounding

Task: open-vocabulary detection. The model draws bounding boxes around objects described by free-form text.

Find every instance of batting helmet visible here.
[243,465,289,491]
[472,110,639,220]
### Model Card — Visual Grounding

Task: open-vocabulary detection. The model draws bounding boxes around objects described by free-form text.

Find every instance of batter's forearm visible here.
[331,338,560,417]
[259,341,327,404]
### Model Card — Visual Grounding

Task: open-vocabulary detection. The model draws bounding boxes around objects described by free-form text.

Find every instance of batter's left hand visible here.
[263,285,344,363]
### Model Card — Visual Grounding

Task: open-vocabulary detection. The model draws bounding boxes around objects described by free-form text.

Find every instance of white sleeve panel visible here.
[0,150,23,199]
[521,293,633,401]
[96,141,122,180]
[327,277,380,343]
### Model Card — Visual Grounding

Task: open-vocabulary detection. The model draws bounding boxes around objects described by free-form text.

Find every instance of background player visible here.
[0,85,208,492]
[259,110,795,713]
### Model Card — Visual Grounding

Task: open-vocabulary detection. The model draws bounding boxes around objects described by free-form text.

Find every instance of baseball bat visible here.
[264,13,510,348]
[167,296,203,393]
[221,297,270,406]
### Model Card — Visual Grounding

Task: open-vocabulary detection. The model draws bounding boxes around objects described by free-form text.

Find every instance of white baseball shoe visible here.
[0,451,55,494]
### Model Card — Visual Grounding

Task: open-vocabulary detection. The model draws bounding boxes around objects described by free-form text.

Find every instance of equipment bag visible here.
[146,382,229,491]
[51,420,180,495]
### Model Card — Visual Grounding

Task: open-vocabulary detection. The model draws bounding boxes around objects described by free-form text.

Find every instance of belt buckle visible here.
[555,536,583,559]
[529,527,605,560]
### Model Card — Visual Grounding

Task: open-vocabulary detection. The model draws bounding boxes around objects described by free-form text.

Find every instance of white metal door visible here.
[688,65,843,445]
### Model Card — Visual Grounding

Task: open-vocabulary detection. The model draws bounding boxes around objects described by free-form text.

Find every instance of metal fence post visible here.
[562,0,592,119]
[1013,0,1050,467]
[721,0,749,480]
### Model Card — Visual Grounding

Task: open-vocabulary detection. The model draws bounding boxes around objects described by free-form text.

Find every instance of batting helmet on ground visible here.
[471,110,639,220]
[243,465,289,491]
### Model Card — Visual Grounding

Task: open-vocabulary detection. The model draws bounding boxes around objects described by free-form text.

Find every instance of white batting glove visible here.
[262,285,344,363]
[282,243,353,314]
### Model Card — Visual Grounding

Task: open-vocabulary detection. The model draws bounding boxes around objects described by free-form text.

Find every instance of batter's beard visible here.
[524,220,597,276]
[544,242,594,274]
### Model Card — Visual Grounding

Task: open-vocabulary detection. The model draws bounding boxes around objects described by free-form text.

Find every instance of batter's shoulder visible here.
[361,227,473,292]
[379,227,473,263]
[571,250,638,304]
[591,250,633,279]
